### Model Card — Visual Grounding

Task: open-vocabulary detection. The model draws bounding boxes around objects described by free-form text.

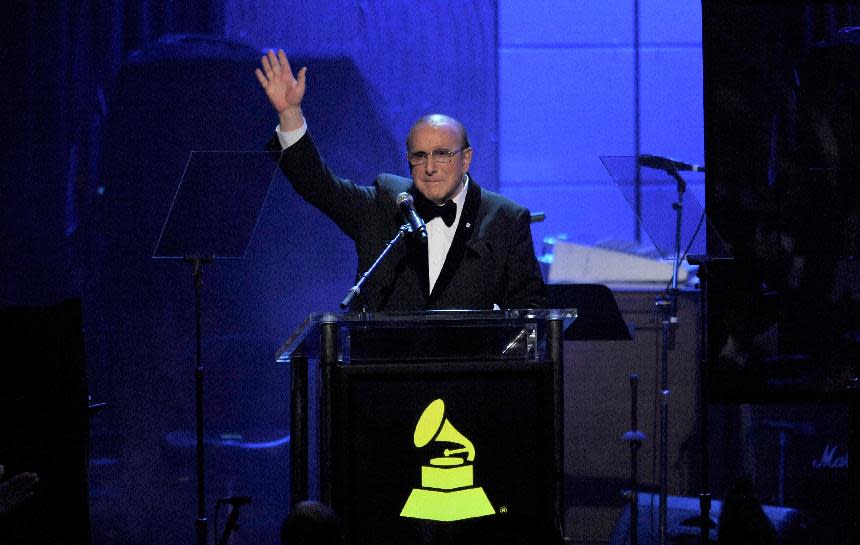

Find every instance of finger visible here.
[267,49,281,75]
[278,49,292,78]
[296,66,307,92]
[261,55,274,79]
[254,68,268,87]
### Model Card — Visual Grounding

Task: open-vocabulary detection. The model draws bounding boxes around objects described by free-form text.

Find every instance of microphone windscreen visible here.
[396,192,413,207]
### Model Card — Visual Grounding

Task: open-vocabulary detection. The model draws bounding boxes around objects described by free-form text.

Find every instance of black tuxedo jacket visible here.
[271,132,547,311]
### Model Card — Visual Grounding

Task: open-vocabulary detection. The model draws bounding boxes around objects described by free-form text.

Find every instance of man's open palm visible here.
[255,49,306,114]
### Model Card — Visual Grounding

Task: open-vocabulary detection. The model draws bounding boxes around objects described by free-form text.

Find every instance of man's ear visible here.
[462,147,474,172]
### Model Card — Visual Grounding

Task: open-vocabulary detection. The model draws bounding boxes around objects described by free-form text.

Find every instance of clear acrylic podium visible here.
[277,309,576,545]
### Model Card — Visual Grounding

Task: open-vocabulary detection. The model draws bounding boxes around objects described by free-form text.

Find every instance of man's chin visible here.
[415,187,446,204]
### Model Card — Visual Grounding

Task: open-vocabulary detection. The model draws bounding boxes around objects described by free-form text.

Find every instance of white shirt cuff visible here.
[275,118,308,149]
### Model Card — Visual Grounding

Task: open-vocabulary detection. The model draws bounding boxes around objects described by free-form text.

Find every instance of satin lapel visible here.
[428,180,483,303]
[409,236,430,301]
[398,186,431,301]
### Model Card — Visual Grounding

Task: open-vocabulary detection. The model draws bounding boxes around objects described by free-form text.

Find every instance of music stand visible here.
[600,156,732,545]
[546,283,631,341]
[153,150,278,545]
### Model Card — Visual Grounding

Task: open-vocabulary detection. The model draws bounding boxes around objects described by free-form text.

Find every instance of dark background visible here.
[703,3,860,400]
[703,3,858,544]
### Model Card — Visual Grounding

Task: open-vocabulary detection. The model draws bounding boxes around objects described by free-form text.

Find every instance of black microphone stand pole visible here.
[682,255,718,544]
[183,255,213,545]
[622,373,647,545]
[656,168,685,545]
[340,224,411,310]
[217,501,248,545]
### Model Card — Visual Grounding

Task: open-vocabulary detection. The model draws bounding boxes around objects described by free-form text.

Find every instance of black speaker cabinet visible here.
[0,299,90,545]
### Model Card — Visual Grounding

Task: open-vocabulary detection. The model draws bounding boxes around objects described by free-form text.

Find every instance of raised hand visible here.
[255,49,306,130]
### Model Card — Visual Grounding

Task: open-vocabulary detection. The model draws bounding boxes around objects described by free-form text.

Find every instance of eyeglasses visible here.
[406,148,467,166]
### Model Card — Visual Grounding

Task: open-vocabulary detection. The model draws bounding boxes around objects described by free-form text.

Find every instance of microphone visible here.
[638,154,705,173]
[396,192,428,243]
[216,495,251,507]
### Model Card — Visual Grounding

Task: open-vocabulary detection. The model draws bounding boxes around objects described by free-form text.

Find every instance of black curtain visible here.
[2,1,221,308]
[703,4,859,545]
[703,2,860,399]
[2,4,221,544]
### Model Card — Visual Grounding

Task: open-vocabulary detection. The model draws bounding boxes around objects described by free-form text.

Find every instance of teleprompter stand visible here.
[601,155,732,545]
[153,151,277,545]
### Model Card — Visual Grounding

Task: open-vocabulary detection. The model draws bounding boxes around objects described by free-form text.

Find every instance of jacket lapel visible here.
[378,217,430,309]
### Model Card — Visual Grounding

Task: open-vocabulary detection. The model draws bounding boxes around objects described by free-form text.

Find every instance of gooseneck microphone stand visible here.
[656,166,685,545]
[340,224,411,309]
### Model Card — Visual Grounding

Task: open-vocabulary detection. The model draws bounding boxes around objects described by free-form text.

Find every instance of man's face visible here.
[408,122,473,204]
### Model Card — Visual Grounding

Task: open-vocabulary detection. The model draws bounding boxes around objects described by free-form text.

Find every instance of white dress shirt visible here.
[425,179,467,293]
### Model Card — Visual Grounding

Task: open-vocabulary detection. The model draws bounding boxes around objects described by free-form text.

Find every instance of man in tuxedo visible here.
[256,49,547,311]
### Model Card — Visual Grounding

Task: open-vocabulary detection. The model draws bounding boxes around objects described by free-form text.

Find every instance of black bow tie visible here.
[416,198,457,227]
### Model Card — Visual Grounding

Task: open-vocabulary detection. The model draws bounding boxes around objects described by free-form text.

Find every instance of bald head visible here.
[406,114,470,151]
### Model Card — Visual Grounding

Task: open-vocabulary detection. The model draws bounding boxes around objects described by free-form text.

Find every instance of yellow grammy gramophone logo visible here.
[400,399,496,522]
